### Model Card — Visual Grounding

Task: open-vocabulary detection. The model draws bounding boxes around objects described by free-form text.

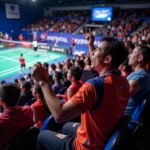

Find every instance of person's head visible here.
[0,83,21,107]
[1,80,6,85]
[19,77,25,85]
[27,73,32,78]
[53,71,63,82]
[84,57,91,66]
[50,64,56,71]
[14,78,19,84]
[67,66,82,82]
[138,40,147,45]
[32,84,44,99]
[57,63,63,70]
[75,60,85,70]
[43,62,49,69]
[129,44,150,68]
[21,81,32,92]
[124,41,134,54]
[20,53,23,57]
[65,62,72,70]
[90,37,128,73]
[118,59,132,76]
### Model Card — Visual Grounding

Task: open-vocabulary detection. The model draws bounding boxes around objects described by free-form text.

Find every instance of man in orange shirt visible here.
[19,53,26,73]
[32,30,129,150]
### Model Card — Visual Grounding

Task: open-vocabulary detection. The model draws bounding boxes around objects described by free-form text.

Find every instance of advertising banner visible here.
[5,3,20,19]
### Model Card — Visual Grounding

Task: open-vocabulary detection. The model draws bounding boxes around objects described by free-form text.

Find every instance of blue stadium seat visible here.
[6,127,39,150]
[40,115,65,132]
[128,92,150,133]
[40,115,53,132]
[104,116,130,150]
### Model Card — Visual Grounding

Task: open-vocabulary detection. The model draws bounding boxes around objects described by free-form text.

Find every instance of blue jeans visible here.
[37,122,80,150]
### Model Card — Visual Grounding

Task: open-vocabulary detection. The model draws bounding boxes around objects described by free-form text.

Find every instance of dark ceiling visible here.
[1,0,150,7]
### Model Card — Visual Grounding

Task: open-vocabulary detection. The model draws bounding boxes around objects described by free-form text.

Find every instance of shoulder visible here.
[127,70,149,81]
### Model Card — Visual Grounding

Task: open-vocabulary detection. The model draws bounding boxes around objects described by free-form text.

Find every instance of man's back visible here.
[0,106,34,149]
[125,69,150,115]
[71,72,130,150]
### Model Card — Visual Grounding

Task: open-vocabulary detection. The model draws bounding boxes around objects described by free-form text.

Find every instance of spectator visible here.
[31,84,50,128]
[26,73,34,86]
[18,81,33,106]
[32,35,129,150]
[75,60,92,82]
[14,78,19,85]
[0,83,34,149]
[52,72,64,94]
[1,80,6,85]
[118,59,132,77]
[57,66,83,103]
[125,44,150,115]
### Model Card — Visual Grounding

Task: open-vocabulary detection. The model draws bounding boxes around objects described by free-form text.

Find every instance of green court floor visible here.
[0,48,67,80]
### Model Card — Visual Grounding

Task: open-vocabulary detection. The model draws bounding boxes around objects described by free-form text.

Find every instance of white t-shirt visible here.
[32,41,38,47]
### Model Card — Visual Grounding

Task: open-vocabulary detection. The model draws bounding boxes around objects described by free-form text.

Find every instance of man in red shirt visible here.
[32,30,129,150]
[0,83,34,149]
[19,53,26,73]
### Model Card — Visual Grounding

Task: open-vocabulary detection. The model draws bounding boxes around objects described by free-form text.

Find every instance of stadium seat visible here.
[40,115,64,132]
[128,92,150,133]
[6,127,39,150]
[104,115,130,150]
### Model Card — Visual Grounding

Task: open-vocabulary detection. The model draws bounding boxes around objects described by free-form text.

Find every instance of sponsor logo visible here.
[52,47,65,52]
[10,5,15,11]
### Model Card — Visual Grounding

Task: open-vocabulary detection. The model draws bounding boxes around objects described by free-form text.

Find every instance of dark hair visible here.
[14,78,19,84]
[20,53,23,56]
[0,83,21,106]
[22,81,32,91]
[70,66,82,81]
[136,44,150,65]
[27,73,31,78]
[43,62,49,69]
[64,80,71,88]
[100,37,128,69]
[1,80,6,85]
[58,63,63,70]
[76,60,85,69]
[51,64,56,70]
[66,62,72,69]
[54,72,63,81]
[125,41,135,50]
[147,38,150,45]
[19,77,25,82]
[140,40,147,45]
[121,59,132,73]
[35,84,50,114]
[35,84,44,98]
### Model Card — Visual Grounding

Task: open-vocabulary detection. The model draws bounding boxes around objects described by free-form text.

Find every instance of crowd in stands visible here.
[23,19,56,31]
[49,18,84,33]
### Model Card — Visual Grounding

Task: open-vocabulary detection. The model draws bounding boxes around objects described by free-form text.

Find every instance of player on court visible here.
[19,54,26,73]
[32,39,39,56]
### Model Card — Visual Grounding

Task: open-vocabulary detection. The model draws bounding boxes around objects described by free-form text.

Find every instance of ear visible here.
[138,55,144,62]
[104,55,112,64]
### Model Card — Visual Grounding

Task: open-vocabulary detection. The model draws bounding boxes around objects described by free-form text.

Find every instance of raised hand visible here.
[86,28,95,46]
[31,62,49,83]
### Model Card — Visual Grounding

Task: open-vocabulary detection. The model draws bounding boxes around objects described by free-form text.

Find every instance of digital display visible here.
[92,7,113,22]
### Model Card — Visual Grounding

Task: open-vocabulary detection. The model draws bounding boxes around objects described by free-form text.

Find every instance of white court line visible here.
[0,55,57,74]
[0,50,51,72]
[0,56,59,76]
[0,53,32,62]
[0,55,18,62]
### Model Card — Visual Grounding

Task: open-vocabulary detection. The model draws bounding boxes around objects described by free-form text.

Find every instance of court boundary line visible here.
[0,55,59,76]
[0,55,58,74]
